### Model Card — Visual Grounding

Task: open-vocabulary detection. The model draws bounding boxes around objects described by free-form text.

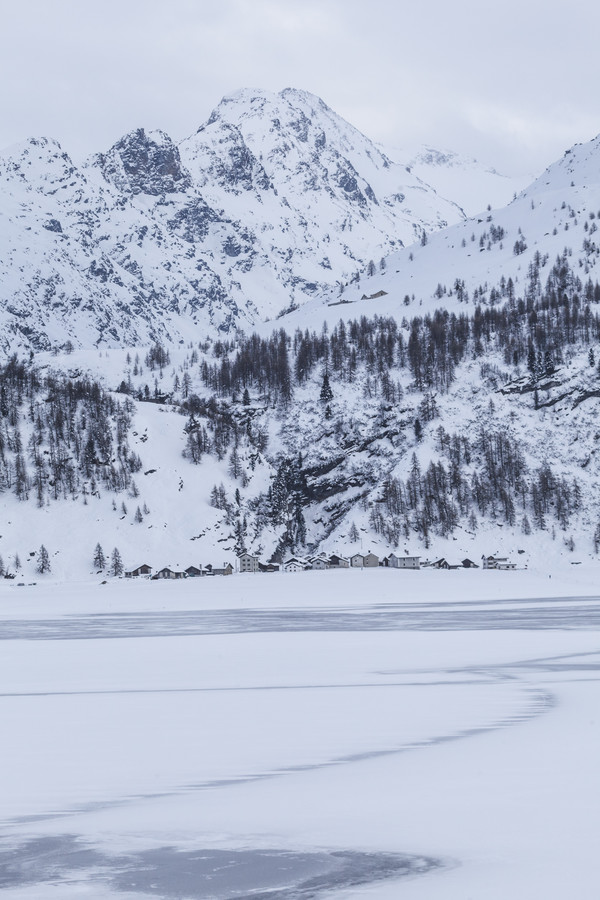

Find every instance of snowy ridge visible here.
[0,89,465,352]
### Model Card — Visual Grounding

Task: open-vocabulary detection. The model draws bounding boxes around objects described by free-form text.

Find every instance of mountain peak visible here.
[95,127,191,196]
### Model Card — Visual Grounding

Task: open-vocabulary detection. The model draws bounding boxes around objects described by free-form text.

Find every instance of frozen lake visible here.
[1,569,600,898]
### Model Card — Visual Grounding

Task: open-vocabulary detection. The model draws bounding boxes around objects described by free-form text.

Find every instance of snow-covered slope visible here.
[283,133,600,331]
[0,90,465,352]
[3,313,600,583]
[400,145,533,216]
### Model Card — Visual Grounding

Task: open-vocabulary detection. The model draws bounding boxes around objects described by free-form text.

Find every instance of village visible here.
[124,552,518,580]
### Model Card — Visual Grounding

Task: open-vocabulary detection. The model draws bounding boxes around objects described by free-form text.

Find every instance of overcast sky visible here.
[2,0,599,175]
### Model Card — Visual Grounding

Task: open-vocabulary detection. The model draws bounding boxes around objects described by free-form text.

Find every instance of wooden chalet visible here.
[329,554,350,568]
[258,562,280,573]
[350,553,365,567]
[283,557,310,573]
[152,567,186,580]
[185,565,203,577]
[125,564,152,578]
[461,558,479,569]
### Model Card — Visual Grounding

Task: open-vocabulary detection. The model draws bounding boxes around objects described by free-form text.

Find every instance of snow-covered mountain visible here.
[179,89,463,281]
[0,89,465,353]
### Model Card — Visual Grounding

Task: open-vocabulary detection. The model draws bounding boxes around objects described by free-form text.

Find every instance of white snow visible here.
[393,144,534,217]
[1,569,599,898]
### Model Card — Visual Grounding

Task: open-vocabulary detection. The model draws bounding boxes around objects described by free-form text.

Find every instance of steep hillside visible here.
[3,273,600,582]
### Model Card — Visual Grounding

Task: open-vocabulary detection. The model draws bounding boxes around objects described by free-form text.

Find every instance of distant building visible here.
[283,557,310,573]
[430,558,450,569]
[350,553,365,568]
[387,553,420,570]
[211,563,233,576]
[153,567,185,580]
[258,562,280,573]
[461,558,479,569]
[238,552,260,574]
[308,554,330,570]
[360,290,389,300]
[482,555,515,570]
[329,554,350,568]
[362,552,380,568]
[125,564,152,578]
[185,565,203,577]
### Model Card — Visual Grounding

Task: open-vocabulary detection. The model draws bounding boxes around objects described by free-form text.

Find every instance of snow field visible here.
[1,572,600,897]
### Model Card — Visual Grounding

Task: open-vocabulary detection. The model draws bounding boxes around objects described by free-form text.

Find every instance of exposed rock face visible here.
[95,129,191,196]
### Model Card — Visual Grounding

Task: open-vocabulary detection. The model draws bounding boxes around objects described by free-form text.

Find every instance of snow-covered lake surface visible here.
[1,568,600,898]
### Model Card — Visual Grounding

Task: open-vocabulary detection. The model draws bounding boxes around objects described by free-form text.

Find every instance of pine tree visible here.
[37,545,51,574]
[134,505,143,523]
[229,446,242,480]
[349,521,360,542]
[0,554,4,577]
[527,342,536,377]
[594,522,600,554]
[319,370,333,404]
[111,547,123,577]
[93,543,106,569]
